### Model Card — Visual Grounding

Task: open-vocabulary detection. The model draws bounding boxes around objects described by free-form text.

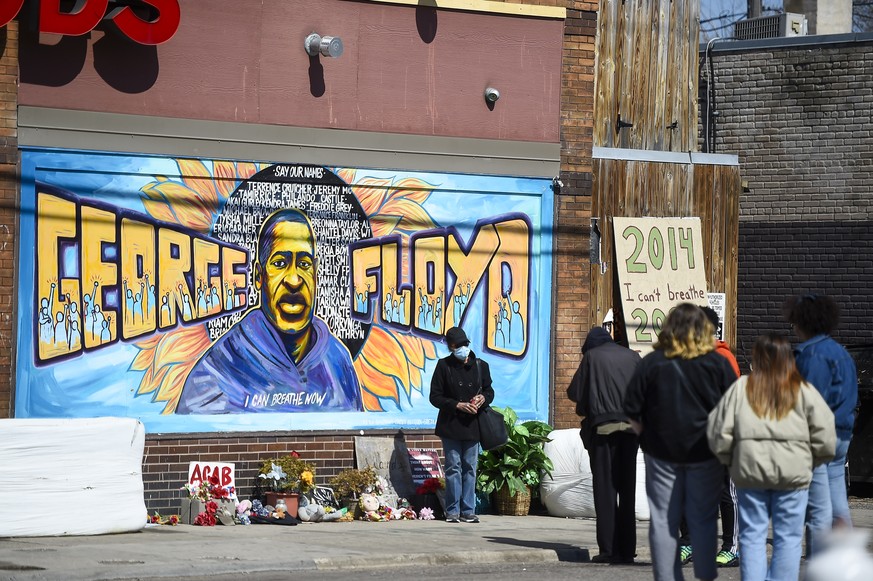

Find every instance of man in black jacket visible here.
[430,326,494,523]
[568,326,641,563]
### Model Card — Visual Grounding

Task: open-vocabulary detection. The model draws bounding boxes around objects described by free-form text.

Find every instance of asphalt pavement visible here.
[1,506,872,581]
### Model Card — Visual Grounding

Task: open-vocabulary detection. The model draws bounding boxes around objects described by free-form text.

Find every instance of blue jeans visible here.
[807,436,852,555]
[738,487,808,581]
[644,455,723,581]
[442,438,479,518]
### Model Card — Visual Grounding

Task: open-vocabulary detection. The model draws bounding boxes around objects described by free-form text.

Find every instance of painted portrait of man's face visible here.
[255,219,317,336]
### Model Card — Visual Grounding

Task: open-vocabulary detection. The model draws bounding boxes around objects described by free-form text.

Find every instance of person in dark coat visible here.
[429,326,494,523]
[623,303,737,581]
[568,326,641,564]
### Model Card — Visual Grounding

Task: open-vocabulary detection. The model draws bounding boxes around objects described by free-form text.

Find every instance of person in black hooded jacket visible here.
[430,326,494,523]
[568,326,641,564]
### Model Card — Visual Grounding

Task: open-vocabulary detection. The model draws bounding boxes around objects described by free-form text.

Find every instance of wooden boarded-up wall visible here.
[591,0,741,345]
[590,156,740,346]
[594,0,699,152]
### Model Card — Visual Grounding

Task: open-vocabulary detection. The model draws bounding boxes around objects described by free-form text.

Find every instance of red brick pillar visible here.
[553,3,596,429]
[0,21,18,418]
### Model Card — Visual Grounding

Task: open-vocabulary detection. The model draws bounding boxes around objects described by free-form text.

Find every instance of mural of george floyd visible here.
[17,151,553,433]
[1,0,600,511]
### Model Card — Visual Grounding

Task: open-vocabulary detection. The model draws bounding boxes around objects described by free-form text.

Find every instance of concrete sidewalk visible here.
[1,507,871,581]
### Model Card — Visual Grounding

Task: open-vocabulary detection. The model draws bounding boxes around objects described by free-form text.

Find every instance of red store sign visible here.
[1,0,180,45]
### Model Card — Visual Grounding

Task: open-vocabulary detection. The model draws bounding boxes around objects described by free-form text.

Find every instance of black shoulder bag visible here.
[475,360,508,451]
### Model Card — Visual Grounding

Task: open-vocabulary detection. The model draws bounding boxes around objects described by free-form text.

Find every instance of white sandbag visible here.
[0,417,147,537]
[539,428,595,518]
[539,428,650,521]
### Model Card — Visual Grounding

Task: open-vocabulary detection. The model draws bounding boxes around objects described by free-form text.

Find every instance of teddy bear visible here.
[359,492,385,521]
[297,494,348,522]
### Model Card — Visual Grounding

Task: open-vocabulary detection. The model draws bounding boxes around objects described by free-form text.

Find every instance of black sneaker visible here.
[459,514,480,523]
[445,515,460,523]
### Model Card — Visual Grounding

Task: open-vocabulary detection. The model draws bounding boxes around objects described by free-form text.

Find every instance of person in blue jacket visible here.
[783,293,858,554]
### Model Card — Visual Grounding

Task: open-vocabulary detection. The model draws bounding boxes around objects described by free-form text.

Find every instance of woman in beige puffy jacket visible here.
[707,333,836,581]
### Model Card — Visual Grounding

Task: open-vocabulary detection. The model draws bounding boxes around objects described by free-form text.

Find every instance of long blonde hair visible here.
[655,303,715,359]
[746,333,802,420]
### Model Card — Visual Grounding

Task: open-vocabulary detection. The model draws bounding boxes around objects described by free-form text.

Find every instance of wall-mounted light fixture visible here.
[484,87,500,103]
[304,33,343,58]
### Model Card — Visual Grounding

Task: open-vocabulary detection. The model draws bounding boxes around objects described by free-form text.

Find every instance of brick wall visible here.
[145,431,443,513]
[702,39,873,368]
[553,3,595,430]
[0,23,17,419]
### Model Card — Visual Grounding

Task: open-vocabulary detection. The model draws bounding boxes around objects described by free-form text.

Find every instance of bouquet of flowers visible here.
[182,474,236,502]
[415,477,445,496]
[148,512,180,525]
[193,501,218,526]
[257,452,317,494]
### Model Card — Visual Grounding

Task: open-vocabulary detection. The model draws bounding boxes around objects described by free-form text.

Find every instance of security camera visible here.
[484,87,500,103]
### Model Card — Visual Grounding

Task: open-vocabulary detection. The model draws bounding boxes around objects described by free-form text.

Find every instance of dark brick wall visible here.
[701,39,873,370]
[0,23,17,419]
[145,431,443,513]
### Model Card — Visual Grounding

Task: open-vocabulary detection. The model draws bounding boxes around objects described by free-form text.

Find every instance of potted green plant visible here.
[257,452,316,515]
[327,466,378,513]
[476,406,553,516]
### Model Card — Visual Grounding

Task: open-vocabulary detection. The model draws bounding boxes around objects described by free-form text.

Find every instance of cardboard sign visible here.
[188,461,235,489]
[407,448,444,485]
[613,217,708,354]
[707,293,726,341]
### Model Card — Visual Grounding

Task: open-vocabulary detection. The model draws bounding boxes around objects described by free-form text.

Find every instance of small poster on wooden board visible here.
[407,448,444,485]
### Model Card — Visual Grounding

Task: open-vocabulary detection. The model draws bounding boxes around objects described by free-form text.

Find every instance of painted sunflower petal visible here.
[390,177,436,204]
[129,346,156,372]
[334,168,357,185]
[213,161,239,199]
[407,364,423,394]
[362,326,411,395]
[142,181,214,231]
[154,364,193,414]
[390,331,427,370]
[178,159,219,205]
[352,178,392,215]
[236,162,260,180]
[381,199,436,232]
[422,339,437,360]
[136,364,170,397]
[370,215,402,238]
[140,184,179,224]
[361,389,385,412]
[355,355,400,403]
[154,325,211,367]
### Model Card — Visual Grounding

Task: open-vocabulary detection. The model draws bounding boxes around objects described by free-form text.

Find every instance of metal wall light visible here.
[305,33,344,58]
[484,87,500,103]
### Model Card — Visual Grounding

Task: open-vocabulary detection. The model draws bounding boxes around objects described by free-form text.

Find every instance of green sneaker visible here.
[679,545,693,565]
[716,550,739,567]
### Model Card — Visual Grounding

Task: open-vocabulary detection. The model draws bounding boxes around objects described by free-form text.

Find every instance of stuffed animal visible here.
[359,493,385,521]
[298,494,348,522]
[396,498,417,520]
[235,500,252,525]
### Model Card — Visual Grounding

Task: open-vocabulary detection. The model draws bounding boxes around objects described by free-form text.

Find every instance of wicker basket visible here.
[492,485,531,516]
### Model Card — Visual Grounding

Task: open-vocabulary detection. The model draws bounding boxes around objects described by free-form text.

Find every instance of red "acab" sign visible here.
[1,0,180,45]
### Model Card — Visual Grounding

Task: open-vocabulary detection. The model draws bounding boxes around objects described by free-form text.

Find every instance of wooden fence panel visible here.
[590,158,740,346]
[593,0,699,152]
